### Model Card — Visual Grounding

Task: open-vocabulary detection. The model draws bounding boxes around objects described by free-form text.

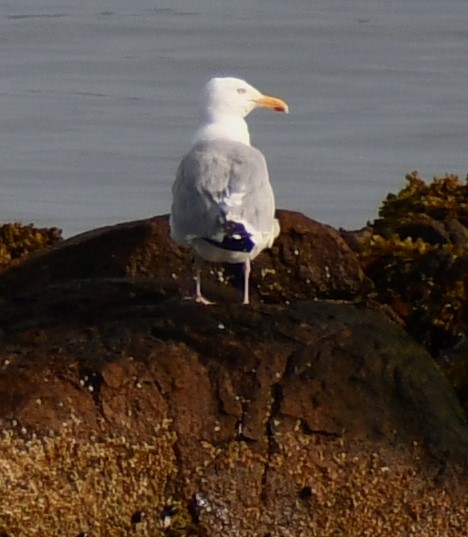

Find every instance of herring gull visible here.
[170,76,288,304]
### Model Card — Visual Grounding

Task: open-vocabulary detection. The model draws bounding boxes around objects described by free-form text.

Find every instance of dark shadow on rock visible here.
[0,278,466,466]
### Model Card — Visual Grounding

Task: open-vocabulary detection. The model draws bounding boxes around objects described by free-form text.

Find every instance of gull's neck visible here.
[192,111,251,146]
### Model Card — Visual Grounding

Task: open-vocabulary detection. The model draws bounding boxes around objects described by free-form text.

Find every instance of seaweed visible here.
[359,172,468,351]
[0,222,62,272]
[358,172,468,413]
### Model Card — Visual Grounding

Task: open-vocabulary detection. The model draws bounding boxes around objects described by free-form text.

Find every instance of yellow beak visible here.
[255,94,289,113]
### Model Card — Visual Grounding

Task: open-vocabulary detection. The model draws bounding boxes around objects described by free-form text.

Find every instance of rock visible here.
[0,211,467,536]
[438,338,468,415]
[282,301,468,453]
[0,279,467,534]
[0,210,370,304]
[340,225,373,253]
[445,217,468,246]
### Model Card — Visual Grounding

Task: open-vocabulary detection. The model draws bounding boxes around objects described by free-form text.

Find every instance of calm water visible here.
[1,0,468,237]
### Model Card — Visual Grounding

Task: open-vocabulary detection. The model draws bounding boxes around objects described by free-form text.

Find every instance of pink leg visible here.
[242,259,251,305]
[193,257,214,305]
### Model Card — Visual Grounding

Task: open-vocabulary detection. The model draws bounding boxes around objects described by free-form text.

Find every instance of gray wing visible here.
[170,139,276,247]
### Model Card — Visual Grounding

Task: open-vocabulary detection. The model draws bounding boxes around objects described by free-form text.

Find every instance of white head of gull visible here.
[170,76,288,304]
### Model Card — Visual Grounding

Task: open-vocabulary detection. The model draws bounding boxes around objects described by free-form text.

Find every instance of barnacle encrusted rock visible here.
[0,279,467,536]
[0,208,467,536]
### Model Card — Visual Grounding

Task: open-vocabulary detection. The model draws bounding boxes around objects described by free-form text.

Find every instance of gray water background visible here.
[1,0,467,237]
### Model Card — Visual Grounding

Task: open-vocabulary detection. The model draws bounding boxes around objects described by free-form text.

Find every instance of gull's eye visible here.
[237,87,247,94]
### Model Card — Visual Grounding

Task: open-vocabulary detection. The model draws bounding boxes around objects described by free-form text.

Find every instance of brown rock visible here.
[0,280,466,461]
[438,338,468,415]
[0,210,369,304]
[0,214,467,536]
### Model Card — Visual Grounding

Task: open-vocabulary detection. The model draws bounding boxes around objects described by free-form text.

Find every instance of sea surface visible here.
[1,0,467,237]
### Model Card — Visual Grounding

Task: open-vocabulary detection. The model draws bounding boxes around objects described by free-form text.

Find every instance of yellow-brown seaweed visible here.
[0,223,62,273]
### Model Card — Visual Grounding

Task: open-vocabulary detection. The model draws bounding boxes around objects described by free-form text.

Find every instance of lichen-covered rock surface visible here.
[0,209,467,536]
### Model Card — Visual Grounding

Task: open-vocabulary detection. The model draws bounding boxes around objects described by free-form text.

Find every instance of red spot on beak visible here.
[256,95,289,113]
